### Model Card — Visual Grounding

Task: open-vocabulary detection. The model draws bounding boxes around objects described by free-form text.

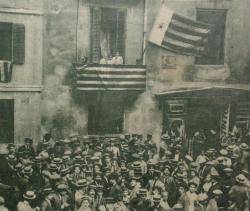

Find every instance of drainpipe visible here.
[142,0,148,65]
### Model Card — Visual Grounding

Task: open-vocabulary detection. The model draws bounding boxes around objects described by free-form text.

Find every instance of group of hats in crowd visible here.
[0,131,249,210]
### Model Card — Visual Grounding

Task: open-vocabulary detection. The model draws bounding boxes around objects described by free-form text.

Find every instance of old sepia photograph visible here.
[0,0,249,210]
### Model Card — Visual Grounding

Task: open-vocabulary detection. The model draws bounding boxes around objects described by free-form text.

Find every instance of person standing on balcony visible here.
[111,52,123,65]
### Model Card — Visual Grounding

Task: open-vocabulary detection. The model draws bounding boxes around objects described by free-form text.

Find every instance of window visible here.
[90,7,126,64]
[0,100,14,143]
[195,9,227,65]
[0,22,25,64]
[88,94,124,135]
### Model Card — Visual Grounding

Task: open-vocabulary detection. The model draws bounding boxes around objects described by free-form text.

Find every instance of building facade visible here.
[0,0,250,144]
[0,0,44,146]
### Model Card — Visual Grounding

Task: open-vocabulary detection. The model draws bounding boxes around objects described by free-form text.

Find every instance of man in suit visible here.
[18,138,35,158]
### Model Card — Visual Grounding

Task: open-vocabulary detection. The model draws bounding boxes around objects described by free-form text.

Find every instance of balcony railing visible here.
[75,64,146,91]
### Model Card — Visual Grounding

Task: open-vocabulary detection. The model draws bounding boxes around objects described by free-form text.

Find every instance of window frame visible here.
[195,8,227,65]
[89,6,127,64]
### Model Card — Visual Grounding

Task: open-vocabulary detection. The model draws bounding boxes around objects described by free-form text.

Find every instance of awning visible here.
[86,0,142,8]
[155,84,250,100]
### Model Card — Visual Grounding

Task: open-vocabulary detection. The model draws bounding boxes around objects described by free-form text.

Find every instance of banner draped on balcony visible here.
[148,4,212,56]
[75,64,146,91]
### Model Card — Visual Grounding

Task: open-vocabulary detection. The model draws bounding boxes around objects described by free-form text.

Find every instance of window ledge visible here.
[0,85,43,92]
[0,8,43,16]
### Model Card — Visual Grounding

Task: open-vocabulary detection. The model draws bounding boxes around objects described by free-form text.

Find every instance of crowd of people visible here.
[0,129,249,211]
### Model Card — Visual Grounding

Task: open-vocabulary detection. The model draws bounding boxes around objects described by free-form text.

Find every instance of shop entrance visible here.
[186,98,222,138]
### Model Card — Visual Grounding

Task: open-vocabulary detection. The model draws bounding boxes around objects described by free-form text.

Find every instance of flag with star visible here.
[148,5,212,56]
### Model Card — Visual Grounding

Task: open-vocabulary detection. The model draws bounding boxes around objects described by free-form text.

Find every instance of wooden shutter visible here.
[90,7,101,63]
[0,22,12,61]
[12,23,25,64]
[115,10,126,60]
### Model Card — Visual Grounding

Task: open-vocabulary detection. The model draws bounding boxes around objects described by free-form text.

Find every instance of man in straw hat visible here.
[229,174,249,211]
[17,190,39,211]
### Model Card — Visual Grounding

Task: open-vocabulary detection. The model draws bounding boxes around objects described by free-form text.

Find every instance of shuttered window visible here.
[0,100,14,143]
[90,7,126,63]
[0,22,25,64]
[196,9,227,65]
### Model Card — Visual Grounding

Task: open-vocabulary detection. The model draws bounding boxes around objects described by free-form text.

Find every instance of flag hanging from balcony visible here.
[148,5,211,56]
[75,64,146,91]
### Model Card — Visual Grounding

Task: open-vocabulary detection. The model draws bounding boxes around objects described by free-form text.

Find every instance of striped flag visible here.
[148,5,211,56]
[75,64,146,91]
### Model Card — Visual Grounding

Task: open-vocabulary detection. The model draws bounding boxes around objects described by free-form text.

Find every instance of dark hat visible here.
[147,134,152,139]
[23,191,36,200]
[24,137,33,143]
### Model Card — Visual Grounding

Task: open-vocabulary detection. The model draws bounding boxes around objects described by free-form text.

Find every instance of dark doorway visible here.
[0,100,14,143]
[186,99,221,138]
[88,92,124,135]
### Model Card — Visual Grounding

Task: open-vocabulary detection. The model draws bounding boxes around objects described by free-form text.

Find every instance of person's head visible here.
[164,167,170,177]
[161,191,168,202]
[44,133,51,141]
[89,188,95,198]
[189,170,196,178]
[24,138,33,146]
[74,165,81,174]
[178,185,185,194]
[81,198,90,208]
[116,51,120,57]
[189,183,197,193]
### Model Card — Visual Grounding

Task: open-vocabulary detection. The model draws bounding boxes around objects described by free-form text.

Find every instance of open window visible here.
[195,9,227,65]
[90,7,126,65]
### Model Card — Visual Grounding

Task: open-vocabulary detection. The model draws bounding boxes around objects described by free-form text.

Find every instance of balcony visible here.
[75,64,146,91]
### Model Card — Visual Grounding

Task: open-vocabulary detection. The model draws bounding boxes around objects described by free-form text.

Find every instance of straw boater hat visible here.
[212,189,223,195]
[219,149,228,156]
[239,143,249,150]
[76,179,87,188]
[22,166,33,175]
[23,191,36,200]
[235,174,248,184]
[52,157,63,164]
[57,184,68,191]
